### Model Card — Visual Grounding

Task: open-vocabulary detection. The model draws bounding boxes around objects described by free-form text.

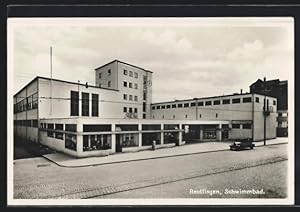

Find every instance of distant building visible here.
[250,79,288,137]
[13,60,277,158]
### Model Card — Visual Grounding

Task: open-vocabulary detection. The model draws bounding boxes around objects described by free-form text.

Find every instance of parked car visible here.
[230,138,255,151]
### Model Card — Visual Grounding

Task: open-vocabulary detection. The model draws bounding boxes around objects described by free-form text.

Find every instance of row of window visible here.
[14,119,38,128]
[124,69,138,78]
[14,93,38,113]
[232,123,252,129]
[124,94,138,101]
[42,123,77,151]
[152,97,276,110]
[153,113,219,119]
[123,81,138,89]
[70,91,99,117]
[123,107,138,113]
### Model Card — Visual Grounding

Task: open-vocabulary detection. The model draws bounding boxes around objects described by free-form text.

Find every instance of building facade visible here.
[151,93,277,142]
[250,79,288,137]
[13,60,278,158]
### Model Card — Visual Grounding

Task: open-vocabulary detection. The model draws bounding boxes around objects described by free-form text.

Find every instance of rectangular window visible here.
[129,82,133,88]
[134,72,138,78]
[99,73,101,79]
[65,124,77,132]
[124,69,128,75]
[55,124,64,140]
[167,105,171,109]
[32,120,38,128]
[172,104,177,108]
[47,123,54,137]
[143,102,146,112]
[178,104,183,108]
[134,96,138,101]
[213,100,220,105]
[123,81,127,87]
[198,102,204,106]
[70,91,79,116]
[83,124,111,132]
[232,98,241,104]
[242,124,252,129]
[123,94,127,100]
[256,97,260,103]
[143,114,146,119]
[108,81,111,87]
[65,134,77,151]
[92,94,99,117]
[143,92,146,100]
[123,107,127,113]
[222,99,230,104]
[134,83,138,89]
[143,76,147,89]
[129,71,133,77]
[82,92,89,116]
[191,102,196,107]
[134,108,138,113]
[162,105,166,109]
[129,107,133,113]
[156,105,161,109]
[205,101,212,106]
[243,97,252,103]
[273,100,276,105]
[32,93,38,109]
[232,124,240,129]
[107,69,111,75]
[129,95,133,101]
[184,103,189,108]
[152,106,155,110]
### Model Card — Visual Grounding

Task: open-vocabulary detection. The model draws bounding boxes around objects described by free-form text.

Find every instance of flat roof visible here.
[14,76,119,97]
[94,60,153,73]
[39,117,230,125]
[151,92,275,105]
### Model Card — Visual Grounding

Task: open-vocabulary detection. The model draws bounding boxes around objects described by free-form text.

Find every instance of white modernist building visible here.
[13,60,277,158]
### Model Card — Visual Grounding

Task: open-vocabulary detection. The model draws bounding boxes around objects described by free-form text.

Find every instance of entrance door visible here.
[116,134,123,152]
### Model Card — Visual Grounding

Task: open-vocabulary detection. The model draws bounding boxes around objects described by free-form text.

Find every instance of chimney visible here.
[240,89,243,94]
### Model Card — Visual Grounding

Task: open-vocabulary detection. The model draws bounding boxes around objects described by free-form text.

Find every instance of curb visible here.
[42,142,288,168]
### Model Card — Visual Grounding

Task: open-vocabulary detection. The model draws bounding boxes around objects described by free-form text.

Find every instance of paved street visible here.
[14,143,288,199]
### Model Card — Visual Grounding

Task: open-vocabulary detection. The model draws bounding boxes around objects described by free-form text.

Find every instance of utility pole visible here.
[50,46,53,116]
[263,77,266,146]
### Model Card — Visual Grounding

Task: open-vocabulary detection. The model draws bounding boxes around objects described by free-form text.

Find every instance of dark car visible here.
[230,138,255,151]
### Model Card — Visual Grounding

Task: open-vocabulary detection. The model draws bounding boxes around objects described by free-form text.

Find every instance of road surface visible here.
[14,143,288,199]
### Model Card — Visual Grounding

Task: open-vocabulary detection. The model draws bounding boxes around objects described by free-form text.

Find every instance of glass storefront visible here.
[203,130,217,139]
[83,134,112,151]
[118,133,139,148]
[142,133,161,146]
[65,134,77,151]
[164,132,179,144]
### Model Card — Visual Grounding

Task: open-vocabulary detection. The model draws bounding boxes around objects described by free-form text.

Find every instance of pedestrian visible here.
[152,140,156,150]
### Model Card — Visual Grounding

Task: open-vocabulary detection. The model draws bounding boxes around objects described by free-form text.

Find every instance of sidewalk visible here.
[43,137,288,168]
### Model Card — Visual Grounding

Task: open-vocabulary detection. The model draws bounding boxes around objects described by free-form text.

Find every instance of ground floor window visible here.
[142,133,161,146]
[55,124,64,140]
[203,130,216,139]
[164,132,179,144]
[65,134,77,151]
[118,133,139,147]
[83,134,112,151]
[47,124,54,137]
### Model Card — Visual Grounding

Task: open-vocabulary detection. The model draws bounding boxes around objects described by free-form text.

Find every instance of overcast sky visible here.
[9,18,293,103]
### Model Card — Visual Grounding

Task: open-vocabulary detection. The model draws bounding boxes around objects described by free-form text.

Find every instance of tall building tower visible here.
[95,60,153,119]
